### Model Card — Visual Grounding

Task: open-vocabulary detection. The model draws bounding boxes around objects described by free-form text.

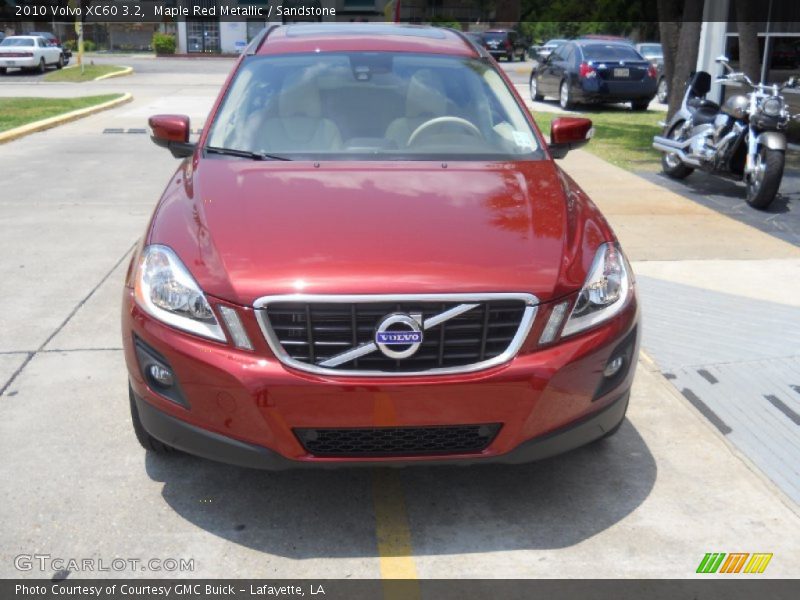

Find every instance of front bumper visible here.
[123,288,640,468]
[131,385,630,469]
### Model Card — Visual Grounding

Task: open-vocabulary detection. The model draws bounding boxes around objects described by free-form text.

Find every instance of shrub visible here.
[62,39,95,52]
[152,33,176,55]
[430,18,462,31]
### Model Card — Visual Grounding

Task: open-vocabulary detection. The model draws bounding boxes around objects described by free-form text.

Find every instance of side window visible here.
[564,45,575,64]
[554,45,568,62]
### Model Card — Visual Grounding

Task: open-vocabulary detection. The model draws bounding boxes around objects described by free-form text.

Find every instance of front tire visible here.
[37,58,46,74]
[746,147,785,210]
[56,55,64,69]
[657,77,668,104]
[631,99,650,111]
[661,121,694,179]
[559,80,574,110]
[129,385,175,454]
[0,67,6,75]
[530,76,543,101]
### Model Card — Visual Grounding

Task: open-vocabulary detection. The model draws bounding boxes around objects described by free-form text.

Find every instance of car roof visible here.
[4,36,38,40]
[574,39,634,47]
[255,24,478,58]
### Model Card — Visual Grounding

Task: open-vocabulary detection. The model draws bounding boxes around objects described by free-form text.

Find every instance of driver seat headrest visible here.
[405,69,449,118]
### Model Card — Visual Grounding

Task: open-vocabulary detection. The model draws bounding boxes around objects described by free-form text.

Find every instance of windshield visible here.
[206,52,543,161]
[1,38,34,47]
[583,43,643,61]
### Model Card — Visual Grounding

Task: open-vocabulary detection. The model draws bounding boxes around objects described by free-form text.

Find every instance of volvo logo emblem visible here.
[375,313,424,359]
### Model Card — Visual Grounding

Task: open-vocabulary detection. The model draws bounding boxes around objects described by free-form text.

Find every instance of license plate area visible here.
[614,68,630,78]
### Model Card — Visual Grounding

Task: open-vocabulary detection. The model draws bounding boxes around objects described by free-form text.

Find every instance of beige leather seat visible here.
[385,69,451,148]
[246,71,342,153]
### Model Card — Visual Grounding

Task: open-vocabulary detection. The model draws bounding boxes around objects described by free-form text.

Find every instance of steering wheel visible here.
[407,116,483,146]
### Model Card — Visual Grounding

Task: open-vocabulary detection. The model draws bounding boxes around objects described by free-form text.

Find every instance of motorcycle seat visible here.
[687,98,720,125]
[688,97,720,111]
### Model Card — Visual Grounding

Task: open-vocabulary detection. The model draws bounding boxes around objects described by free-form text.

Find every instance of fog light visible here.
[604,356,624,378]
[148,364,174,387]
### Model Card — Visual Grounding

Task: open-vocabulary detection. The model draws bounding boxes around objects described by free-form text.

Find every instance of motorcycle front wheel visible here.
[746,146,784,209]
[661,121,694,179]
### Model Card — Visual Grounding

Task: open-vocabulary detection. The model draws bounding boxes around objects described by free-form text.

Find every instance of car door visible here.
[538,51,559,96]
[547,44,571,92]
[39,38,58,64]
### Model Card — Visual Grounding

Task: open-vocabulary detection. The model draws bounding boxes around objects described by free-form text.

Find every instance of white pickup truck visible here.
[0,36,64,74]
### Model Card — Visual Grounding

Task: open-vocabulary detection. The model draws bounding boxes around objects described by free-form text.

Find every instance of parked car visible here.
[635,42,663,63]
[770,39,800,68]
[463,31,485,51]
[0,36,64,74]
[635,43,667,103]
[482,29,527,61]
[29,30,72,65]
[530,38,569,62]
[530,39,658,110]
[128,24,640,469]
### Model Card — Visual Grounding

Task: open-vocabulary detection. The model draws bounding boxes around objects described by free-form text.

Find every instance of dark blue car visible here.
[529,40,658,110]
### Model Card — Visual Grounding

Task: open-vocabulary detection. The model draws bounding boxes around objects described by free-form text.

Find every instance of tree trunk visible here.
[658,0,705,119]
[668,20,702,117]
[735,0,761,83]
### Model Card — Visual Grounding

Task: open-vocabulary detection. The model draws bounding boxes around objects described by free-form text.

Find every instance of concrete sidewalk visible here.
[562,150,800,506]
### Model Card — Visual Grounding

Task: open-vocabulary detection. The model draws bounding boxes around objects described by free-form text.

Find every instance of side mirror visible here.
[548,117,593,159]
[148,114,195,158]
[715,55,730,64]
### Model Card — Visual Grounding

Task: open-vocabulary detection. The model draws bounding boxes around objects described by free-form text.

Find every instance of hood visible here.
[149,159,608,306]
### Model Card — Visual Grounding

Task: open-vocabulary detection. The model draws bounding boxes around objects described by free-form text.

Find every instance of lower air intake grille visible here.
[295,424,502,457]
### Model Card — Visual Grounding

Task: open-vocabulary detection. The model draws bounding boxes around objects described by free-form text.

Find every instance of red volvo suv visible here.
[124,24,640,468]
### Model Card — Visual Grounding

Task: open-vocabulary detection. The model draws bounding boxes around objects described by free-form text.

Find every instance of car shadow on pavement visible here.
[145,419,656,557]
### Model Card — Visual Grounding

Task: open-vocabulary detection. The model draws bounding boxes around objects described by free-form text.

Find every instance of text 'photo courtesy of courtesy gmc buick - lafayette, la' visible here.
[124,24,640,469]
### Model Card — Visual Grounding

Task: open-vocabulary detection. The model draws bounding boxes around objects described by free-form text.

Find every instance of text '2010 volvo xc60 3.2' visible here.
[124,24,640,468]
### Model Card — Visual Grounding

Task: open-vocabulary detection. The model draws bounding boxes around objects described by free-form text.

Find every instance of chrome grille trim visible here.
[253,293,538,377]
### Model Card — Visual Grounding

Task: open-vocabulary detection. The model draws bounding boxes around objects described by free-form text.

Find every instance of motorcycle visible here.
[652,55,797,209]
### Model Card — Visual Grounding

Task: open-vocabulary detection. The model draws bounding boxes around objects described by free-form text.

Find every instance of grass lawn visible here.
[43,64,128,82]
[0,95,123,132]
[531,108,665,172]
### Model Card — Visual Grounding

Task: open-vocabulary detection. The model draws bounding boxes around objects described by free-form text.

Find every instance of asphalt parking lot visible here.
[1,57,799,580]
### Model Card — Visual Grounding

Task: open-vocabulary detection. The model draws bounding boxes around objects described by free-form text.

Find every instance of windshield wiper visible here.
[205,146,292,161]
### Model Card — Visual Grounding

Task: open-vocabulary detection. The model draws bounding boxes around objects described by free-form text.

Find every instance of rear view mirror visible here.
[548,117,593,159]
[148,114,195,158]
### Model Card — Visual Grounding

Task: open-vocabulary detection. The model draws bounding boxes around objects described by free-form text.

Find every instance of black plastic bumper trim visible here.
[132,390,630,470]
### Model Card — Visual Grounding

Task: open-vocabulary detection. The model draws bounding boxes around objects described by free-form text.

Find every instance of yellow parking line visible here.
[372,468,420,592]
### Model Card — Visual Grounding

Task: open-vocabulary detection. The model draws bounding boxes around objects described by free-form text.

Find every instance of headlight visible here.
[761,96,783,117]
[134,245,226,342]
[561,243,632,337]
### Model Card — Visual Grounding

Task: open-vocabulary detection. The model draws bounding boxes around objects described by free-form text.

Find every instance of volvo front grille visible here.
[253,293,537,376]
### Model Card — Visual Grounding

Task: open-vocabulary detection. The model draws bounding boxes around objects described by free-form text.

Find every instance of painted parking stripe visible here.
[764,394,800,426]
[681,388,732,435]
[372,469,419,589]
